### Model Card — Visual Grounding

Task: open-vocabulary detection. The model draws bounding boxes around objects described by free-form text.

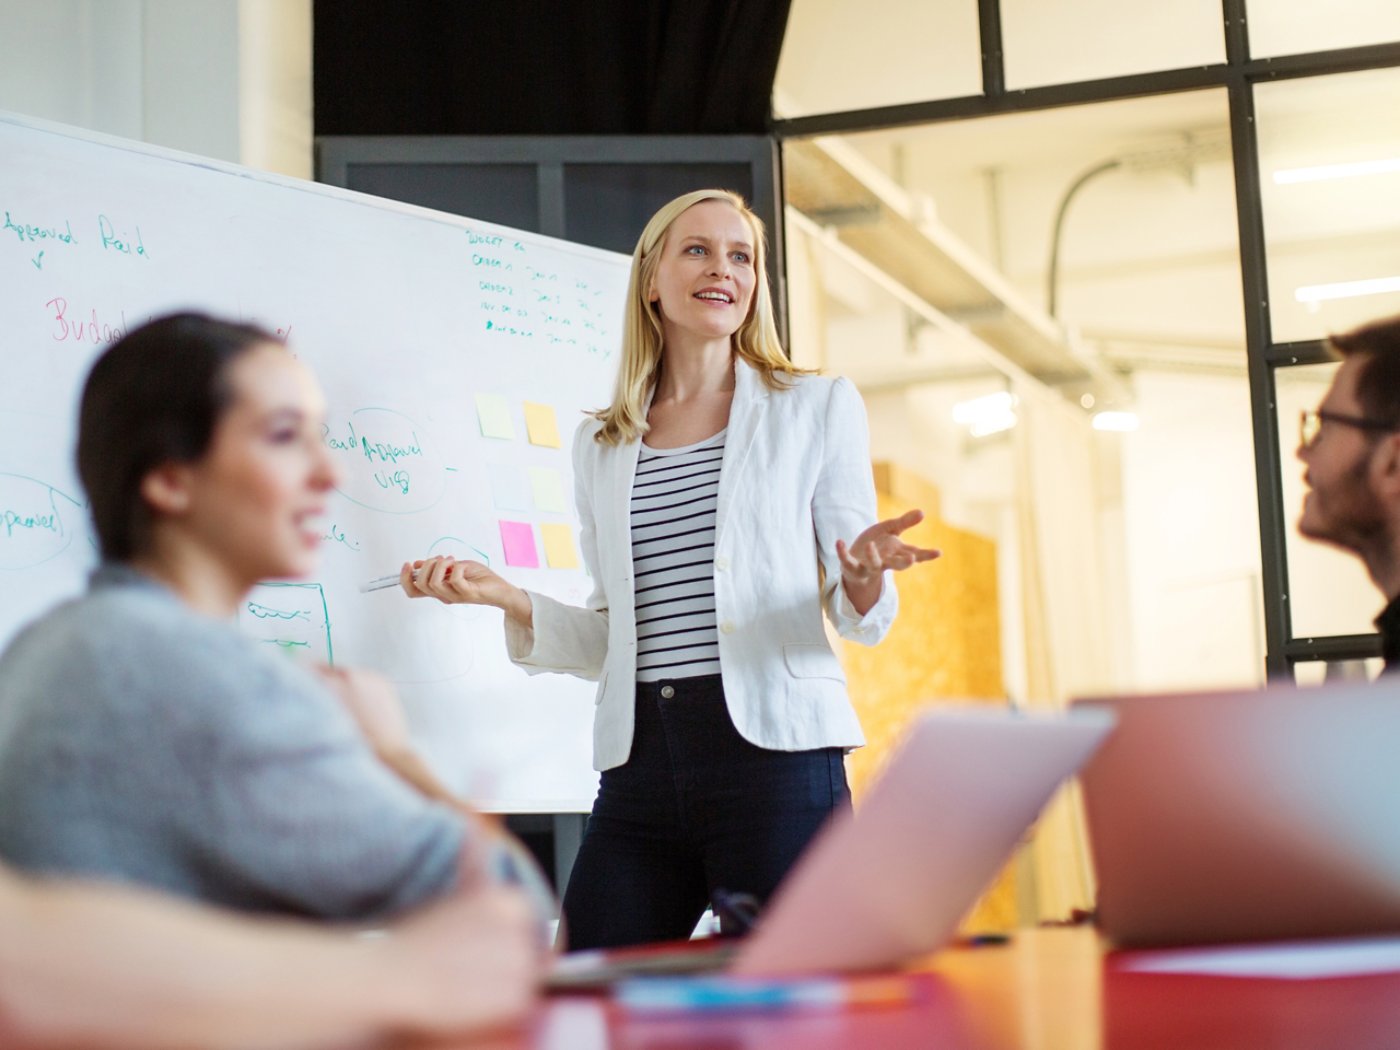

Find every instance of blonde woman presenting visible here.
[404,189,939,949]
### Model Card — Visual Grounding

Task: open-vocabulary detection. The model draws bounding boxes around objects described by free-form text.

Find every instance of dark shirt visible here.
[1376,595,1400,674]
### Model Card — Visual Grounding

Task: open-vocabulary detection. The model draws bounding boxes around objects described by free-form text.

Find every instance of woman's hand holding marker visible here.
[401,556,534,628]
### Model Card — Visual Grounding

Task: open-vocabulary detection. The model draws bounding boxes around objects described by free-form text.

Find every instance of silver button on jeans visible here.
[660,684,675,699]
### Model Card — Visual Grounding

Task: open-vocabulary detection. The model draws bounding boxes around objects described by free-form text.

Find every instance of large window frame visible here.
[771,0,1400,680]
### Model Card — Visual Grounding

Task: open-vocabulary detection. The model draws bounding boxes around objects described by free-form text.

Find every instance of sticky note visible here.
[475,393,515,440]
[499,521,539,568]
[541,523,580,569]
[529,466,568,513]
[523,401,562,448]
[489,463,531,511]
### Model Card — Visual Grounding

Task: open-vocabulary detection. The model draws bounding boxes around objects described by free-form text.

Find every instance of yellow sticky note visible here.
[523,401,562,448]
[475,393,515,440]
[541,523,580,569]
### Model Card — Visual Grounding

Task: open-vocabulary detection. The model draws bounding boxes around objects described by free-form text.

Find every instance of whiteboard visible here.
[0,111,627,811]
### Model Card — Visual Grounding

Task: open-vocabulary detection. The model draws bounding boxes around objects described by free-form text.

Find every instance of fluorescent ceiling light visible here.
[1273,157,1400,185]
[952,391,1013,424]
[968,413,1017,438]
[1295,276,1400,304]
[1092,411,1140,432]
[952,391,1016,437]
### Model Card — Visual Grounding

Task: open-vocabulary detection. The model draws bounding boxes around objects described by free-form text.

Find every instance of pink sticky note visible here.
[499,520,539,568]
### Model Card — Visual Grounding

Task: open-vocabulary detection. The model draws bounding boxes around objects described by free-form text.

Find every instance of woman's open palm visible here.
[836,509,941,585]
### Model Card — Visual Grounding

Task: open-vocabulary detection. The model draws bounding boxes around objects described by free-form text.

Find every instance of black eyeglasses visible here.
[1300,409,1400,448]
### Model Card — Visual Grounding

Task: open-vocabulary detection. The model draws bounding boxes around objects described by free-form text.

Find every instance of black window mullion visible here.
[1225,0,1294,679]
[978,0,1005,99]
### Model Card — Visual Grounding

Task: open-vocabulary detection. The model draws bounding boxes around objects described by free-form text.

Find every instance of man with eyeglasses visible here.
[1297,313,1400,671]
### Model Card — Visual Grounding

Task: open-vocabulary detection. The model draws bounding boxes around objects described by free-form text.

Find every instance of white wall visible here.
[238,0,313,179]
[829,337,1272,694]
[0,0,146,140]
[1118,371,1266,690]
[775,0,981,117]
[0,0,310,177]
[799,191,1273,694]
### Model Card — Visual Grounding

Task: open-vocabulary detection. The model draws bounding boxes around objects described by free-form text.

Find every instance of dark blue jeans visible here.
[560,675,851,950]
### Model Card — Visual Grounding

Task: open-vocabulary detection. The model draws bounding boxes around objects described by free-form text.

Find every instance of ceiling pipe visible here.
[1046,159,1122,320]
[1046,132,1231,319]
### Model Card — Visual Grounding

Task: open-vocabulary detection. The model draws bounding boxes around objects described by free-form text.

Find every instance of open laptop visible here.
[1075,680,1400,948]
[549,704,1115,986]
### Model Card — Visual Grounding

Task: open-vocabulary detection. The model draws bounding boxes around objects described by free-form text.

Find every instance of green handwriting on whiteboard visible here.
[2,209,151,266]
[2,210,76,246]
[465,229,525,253]
[0,475,83,570]
[244,602,310,622]
[263,638,311,652]
[239,581,334,666]
[324,419,424,466]
[3,508,60,537]
[323,522,361,551]
[98,214,149,259]
[322,408,445,515]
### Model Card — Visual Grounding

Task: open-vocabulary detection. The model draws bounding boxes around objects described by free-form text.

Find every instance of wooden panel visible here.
[841,461,1015,931]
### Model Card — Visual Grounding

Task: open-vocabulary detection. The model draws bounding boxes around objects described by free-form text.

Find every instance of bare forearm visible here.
[841,572,883,617]
[0,876,409,1050]
[375,745,476,815]
[405,557,533,630]
[836,508,938,618]
[498,584,533,630]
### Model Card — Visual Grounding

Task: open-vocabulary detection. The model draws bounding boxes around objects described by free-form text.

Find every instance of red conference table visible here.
[447,927,1400,1050]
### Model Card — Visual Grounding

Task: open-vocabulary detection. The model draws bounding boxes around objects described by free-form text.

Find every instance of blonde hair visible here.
[592,188,811,445]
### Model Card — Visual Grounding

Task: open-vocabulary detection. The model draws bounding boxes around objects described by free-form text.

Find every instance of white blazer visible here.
[505,359,897,770]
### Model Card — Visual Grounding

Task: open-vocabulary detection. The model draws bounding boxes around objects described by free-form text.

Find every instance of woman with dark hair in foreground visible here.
[0,313,545,1041]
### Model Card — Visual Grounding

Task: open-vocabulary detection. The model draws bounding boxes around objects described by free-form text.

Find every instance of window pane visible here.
[773,0,981,118]
[801,91,1240,357]
[1274,362,1385,638]
[1000,0,1223,90]
[1257,68,1400,344]
[783,89,1259,696]
[1293,657,1382,685]
[1120,371,1263,691]
[1248,0,1400,59]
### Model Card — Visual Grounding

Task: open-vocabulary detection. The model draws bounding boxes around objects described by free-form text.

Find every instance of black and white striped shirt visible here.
[630,429,725,682]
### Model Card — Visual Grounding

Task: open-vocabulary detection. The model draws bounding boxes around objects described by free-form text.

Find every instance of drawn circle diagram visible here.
[374,535,495,685]
[323,407,448,514]
[0,474,83,570]
[428,535,492,625]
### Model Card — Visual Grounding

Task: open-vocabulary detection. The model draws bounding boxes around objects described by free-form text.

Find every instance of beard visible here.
[1300,455,1389,555]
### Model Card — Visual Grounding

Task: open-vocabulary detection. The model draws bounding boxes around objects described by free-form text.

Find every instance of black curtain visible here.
[313,1,793,136]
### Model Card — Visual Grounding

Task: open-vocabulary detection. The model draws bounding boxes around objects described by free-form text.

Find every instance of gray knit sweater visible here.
[0,564,464,920]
